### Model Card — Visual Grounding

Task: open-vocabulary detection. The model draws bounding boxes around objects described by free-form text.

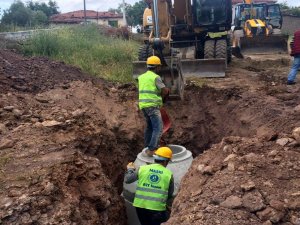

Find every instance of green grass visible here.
[22,25,139,82]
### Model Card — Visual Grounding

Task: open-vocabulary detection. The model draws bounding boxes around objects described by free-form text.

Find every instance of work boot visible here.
[145,149,154,157]
[287,80,296,85]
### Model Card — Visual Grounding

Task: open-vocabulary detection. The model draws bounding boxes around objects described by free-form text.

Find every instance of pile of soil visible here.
[0,50,142,224]
[1,49,300,224]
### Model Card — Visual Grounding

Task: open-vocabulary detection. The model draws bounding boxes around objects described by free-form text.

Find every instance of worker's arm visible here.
[168,175,175,199]
[124,168,139,184]
[166,175,175,209]
[155,77,170,101]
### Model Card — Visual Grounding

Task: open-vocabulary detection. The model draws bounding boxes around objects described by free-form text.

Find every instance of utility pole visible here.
[122,0,127,26]
[84,0,87,25]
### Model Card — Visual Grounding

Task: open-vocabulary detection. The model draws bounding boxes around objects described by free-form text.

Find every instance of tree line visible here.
[279,2,300,17]
[0,0,59,28]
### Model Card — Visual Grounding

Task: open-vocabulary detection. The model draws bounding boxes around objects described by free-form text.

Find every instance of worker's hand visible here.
[127,162,136,170]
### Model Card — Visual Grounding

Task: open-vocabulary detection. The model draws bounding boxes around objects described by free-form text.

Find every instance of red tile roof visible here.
[50,10,122,23]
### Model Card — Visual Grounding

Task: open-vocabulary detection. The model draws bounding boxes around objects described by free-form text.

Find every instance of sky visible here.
[0,0,299,13]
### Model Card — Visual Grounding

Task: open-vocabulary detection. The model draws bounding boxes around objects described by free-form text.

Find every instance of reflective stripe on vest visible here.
[133,164,172,211]
[138,71,163,110]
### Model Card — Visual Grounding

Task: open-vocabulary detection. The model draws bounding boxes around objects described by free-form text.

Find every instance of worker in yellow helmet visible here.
[124,147,174,225]
[138,56,170,157]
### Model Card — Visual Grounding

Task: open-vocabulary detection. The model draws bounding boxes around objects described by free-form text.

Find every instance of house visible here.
[50,10,125,27]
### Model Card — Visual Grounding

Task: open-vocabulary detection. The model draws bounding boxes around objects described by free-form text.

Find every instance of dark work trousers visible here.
[135,207,168,225]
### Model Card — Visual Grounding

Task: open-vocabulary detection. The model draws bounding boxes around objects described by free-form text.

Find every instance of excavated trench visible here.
[73,57,299,224]
[76,83,275,224]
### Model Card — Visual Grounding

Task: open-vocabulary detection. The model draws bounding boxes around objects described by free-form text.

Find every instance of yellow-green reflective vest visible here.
[138,71,163,110]
[133,164,172,211]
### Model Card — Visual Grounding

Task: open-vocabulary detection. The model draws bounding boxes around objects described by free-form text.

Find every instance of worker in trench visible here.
[124,147,174,225]
[137,56,170,157]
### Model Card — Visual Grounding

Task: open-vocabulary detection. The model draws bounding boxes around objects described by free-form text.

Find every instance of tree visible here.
[1,0,60,27]
[27,0,59,18]
[126,1,147,26]
[32,10,48,26]
[1,1,32,26]
[110,1,147,26]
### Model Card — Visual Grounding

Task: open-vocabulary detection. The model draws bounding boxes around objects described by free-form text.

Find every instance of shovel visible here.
[160,107,171,134]
[160,107,171,146]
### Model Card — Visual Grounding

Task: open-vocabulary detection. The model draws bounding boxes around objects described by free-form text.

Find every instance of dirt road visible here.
[0,50,300,224]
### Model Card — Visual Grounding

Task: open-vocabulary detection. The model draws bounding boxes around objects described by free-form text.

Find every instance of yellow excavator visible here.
[232,0,288,58]
[133,0,233,100]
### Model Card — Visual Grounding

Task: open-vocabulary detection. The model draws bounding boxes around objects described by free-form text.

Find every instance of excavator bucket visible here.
[240,34,288,55]
[181,58,226,78]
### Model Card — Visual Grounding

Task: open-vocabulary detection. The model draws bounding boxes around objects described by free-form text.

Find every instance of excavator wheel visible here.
[227,36,232,64]
[215,39,227,62]
[204,40,215,59]
[138,45,152,61]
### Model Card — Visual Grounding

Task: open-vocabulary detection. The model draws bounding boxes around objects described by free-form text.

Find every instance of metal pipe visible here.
[153,0,160,38]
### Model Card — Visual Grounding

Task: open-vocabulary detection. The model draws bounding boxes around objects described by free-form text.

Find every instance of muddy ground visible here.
[0,49,300,225]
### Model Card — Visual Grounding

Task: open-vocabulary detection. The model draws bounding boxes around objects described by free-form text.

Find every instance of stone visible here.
[292,127,300,142]
[12,109,23,118]
[228,162,235,171]
[197,164,205,172]
[262,221,272,225]
[41,120,62,127]
[269,200,285,211]
[241,181,256,191]
[288,200,300,210]
[242,191,266,212]
[0,123,7,134]
[223,154,237,162]
[290,215,300,225]
[244,153,260,163]
[0,197,13,209]
[0,139,15,150]
[220,195,242,209]
[35,95,49,103]
[268,150,278,157]
[256,207,285,223]
[223,145,233,153]
[71,109,86,118]
[202,166,214,175]
[276,138,290,146]
[3,106,14,111]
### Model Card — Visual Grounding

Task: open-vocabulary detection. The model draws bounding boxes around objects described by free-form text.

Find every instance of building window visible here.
[108,20,118,27]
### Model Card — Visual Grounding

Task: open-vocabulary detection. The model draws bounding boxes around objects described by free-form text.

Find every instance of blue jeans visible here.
[142,107,163,151]
[287,56,300,82]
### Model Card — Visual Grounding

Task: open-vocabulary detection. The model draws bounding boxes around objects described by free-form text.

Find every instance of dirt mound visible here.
[166,135,300,225]
[0,50,143,224]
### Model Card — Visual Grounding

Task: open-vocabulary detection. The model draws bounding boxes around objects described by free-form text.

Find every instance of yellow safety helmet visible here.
[146,56,162,66]
[154,147,172,160]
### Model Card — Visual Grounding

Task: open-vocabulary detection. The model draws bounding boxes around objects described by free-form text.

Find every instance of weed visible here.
[22,25,139,83]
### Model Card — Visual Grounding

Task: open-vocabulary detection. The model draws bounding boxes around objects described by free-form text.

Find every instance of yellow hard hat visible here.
[146,56,162,66]
[154,147,172,160]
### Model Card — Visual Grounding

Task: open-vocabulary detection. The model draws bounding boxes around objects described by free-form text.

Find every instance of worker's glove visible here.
[127,162,136,170]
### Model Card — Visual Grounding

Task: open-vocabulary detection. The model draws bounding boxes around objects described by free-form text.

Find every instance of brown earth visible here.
[0,49,300,225]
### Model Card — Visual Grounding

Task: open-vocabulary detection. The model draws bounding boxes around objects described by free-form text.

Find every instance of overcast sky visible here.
[0,0,299,13]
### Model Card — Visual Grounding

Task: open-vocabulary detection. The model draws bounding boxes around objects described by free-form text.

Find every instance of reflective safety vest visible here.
[138,71,163,110]
[133,164,172,211]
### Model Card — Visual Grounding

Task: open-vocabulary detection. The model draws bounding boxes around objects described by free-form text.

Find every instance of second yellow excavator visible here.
[232,0,288,58]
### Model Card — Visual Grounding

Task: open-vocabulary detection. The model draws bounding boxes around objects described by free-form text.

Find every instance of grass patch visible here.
[22,25,139,82]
